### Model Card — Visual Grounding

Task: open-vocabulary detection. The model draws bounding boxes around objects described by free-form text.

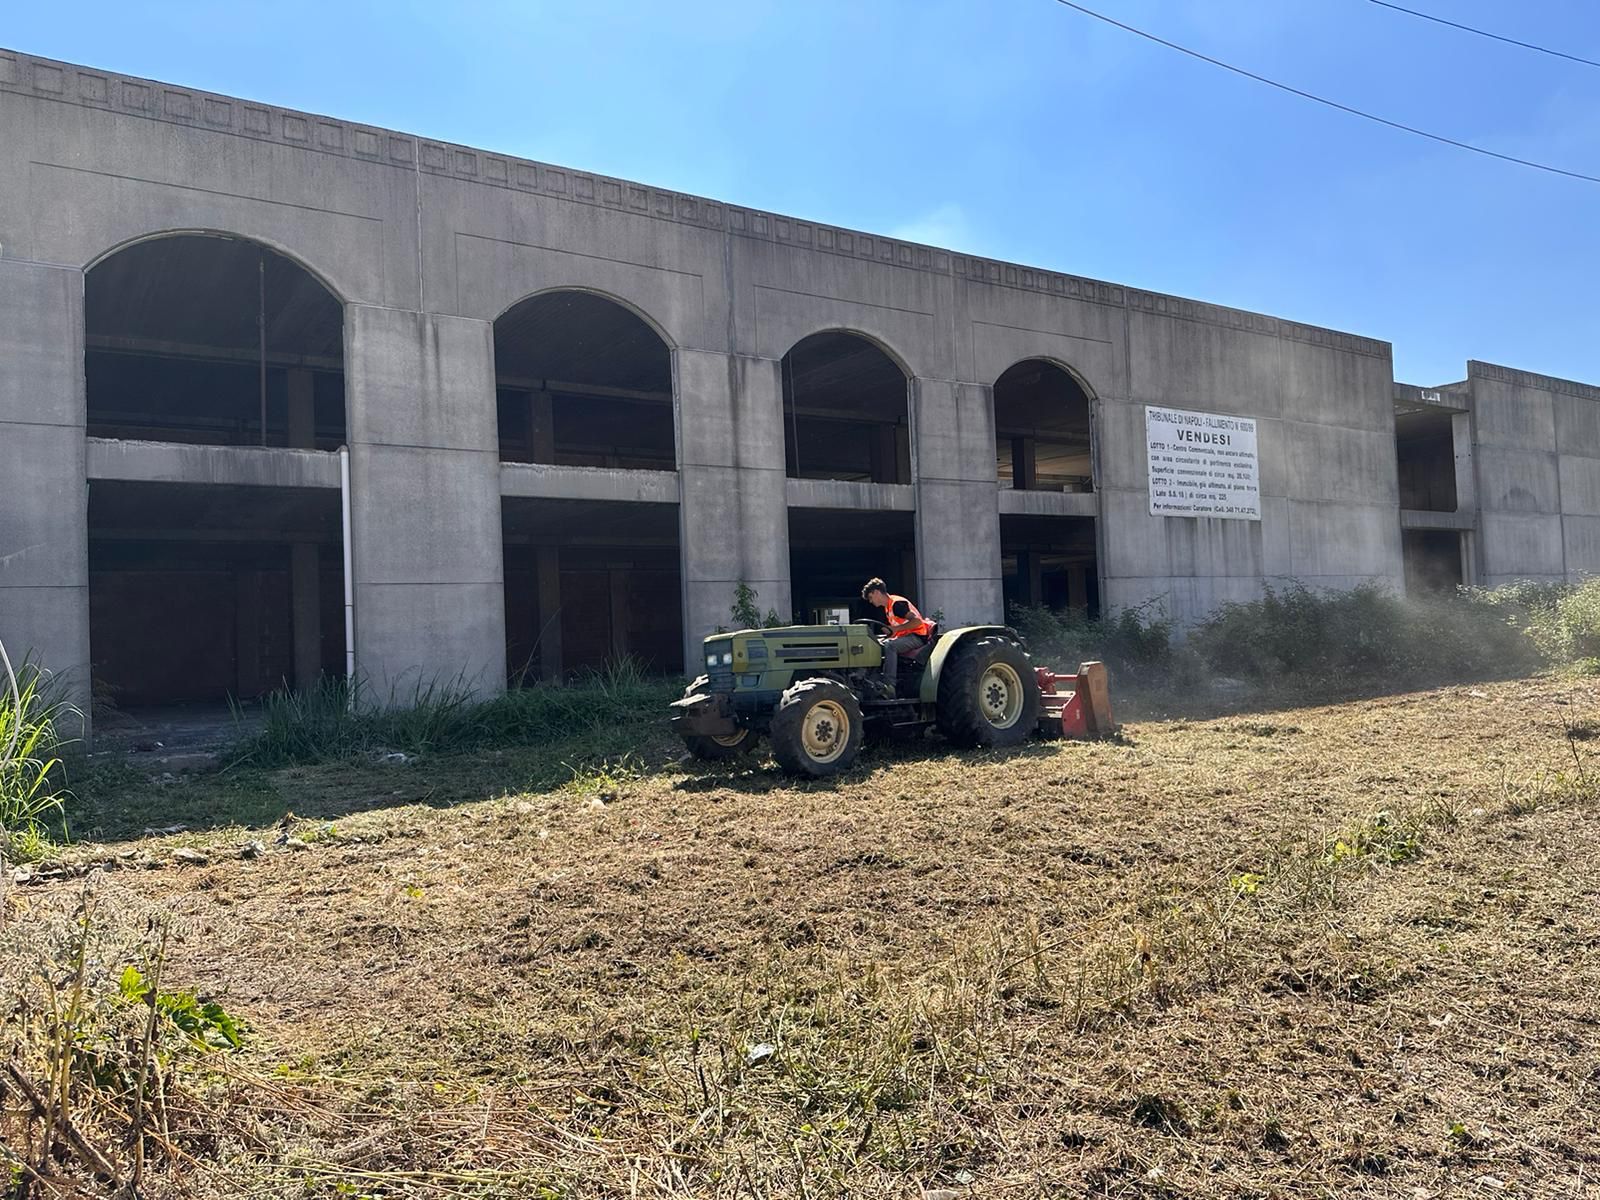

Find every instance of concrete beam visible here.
[1400,508,1477,532]
[997,490,1098,518]
[785,478,915,512]
[87,438,341,489]
[499,462,679,504]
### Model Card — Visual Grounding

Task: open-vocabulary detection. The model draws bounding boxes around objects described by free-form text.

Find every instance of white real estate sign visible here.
[1145,405,1261,520]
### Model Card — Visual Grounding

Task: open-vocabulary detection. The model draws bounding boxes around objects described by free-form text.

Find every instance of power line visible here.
[1368,0,1600,72]
[1050,0,1600,186]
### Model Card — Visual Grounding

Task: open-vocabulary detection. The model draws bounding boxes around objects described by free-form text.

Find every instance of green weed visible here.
[0,658,78,862]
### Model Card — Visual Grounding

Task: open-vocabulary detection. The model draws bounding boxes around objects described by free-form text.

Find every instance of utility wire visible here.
[1368,0,1600,72]
[1051,0,1600,186]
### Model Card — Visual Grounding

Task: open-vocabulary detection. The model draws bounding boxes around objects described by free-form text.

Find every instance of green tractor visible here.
[670,620,1113,777]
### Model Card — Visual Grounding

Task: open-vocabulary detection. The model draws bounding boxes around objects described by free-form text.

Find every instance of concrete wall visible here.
[0,47,1417,722]
[1469,361,1600,586]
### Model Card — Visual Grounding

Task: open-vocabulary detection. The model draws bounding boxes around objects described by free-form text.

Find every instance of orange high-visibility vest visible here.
[884,594,934,640]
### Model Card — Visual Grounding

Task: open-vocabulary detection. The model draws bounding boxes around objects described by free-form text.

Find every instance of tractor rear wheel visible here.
[937,636,1041,749]
[679,675,760,761]
[770,678,864,778]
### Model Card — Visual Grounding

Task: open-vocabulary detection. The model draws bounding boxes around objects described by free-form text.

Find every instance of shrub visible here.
[1009,601,1182,685]
[1188,582,1541,685]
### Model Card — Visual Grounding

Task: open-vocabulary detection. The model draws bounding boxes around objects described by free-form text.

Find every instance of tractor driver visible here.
[862,577,934,696]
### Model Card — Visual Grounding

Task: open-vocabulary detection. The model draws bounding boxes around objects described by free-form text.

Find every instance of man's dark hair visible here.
[861,577,887,600]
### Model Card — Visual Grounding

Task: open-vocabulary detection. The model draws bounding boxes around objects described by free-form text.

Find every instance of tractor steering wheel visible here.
[859,617,889,636]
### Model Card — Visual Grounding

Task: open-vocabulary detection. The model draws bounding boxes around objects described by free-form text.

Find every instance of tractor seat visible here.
[905,624,939,663]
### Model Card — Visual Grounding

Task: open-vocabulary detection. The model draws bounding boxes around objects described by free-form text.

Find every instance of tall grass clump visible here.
[236,658,680,767]
[1188,581,1541,685]
[0,660,77,863]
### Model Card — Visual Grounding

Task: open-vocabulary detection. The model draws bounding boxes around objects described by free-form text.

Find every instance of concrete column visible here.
[1014,549,1039,607]
[286,368,316,449]
[290,542,321,690]
[529,390,555,463]
[234,570,262,697]
[536,546,563,681]
[345,305,505,702]
[1012,436,1038,491]
[1451,410,1476,515]
[0,259,91,731]
[913,379,1003,625]
[1068,566,1089,612]
[676,350,791,661]
[871,424,898,485]
[608,569,629,661]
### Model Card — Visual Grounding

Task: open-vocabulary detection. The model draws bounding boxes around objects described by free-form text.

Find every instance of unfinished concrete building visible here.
[1,48,1595,733]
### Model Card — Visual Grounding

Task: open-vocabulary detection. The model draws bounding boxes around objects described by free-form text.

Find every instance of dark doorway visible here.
[788,508,917,625]
[502,497,683,681]
[1403,529,1465,594]
[88,481,344,710]
[1000,514,1098,617]
[782,332,910,484]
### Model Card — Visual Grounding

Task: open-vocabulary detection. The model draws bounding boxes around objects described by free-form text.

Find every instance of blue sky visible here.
[10,0,1596,384]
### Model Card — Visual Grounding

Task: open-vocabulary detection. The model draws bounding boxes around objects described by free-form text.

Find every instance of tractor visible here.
[670,619,1114,777]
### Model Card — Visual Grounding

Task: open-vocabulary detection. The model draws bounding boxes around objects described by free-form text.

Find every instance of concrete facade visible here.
[0,49,1592,728]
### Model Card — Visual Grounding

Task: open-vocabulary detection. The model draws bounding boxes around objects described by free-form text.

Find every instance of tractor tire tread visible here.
[770,677,865,778]
[936,635,1041,749]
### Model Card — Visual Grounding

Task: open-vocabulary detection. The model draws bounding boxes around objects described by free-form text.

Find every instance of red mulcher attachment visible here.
[1035,661,1116,739]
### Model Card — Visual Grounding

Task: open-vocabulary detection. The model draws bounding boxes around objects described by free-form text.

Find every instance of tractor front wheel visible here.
[770,678,864,778]
[679,676,761,761]
[937,636,1041,749]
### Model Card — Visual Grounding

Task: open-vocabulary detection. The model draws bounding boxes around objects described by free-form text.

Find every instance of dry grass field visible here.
[6,676,1600,1198]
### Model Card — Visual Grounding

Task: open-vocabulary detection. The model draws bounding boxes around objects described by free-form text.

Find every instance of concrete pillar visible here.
[234,569,262,697]
[871,424,898,485]
[529,390,555,463]
[0,259,91,732]
[676,350,791,662]
[608,569,629,661]
[290,542,321,690]
[536,546,563,682]
[1012,436,1038,491]
[1451,410,1476,515]
[286,368,316,449]
[1014,549,1040,607]
[913,379,1003,625]
[345,305,505,702]
[1068,566,1089,612]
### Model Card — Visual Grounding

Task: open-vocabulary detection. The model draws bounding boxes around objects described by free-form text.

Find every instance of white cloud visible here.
[888,202,973,251]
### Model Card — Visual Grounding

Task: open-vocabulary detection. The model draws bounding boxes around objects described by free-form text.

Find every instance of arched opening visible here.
[493,290,675,469]
[994,359,1097,619]
[494,290,682,681]
[84,234,347,728]
[85,233,346,446]
[781,332,910,484]
[993,359,1092,493]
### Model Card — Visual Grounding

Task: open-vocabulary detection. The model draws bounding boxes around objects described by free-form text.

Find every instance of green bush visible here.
[1492,577,1600,668]
[235,658,680,767]
[1188,582,1540,684]
[1009,601,1186,684]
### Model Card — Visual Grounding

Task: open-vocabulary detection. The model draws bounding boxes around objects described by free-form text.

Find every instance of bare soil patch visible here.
[7,677,1600,1197]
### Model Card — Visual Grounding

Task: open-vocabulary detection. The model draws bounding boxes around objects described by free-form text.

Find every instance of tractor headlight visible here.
[706,653,718,668]
[721,651,734,665]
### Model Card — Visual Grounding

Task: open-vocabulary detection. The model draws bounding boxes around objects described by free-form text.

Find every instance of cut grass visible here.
[12,675,1600,1197]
